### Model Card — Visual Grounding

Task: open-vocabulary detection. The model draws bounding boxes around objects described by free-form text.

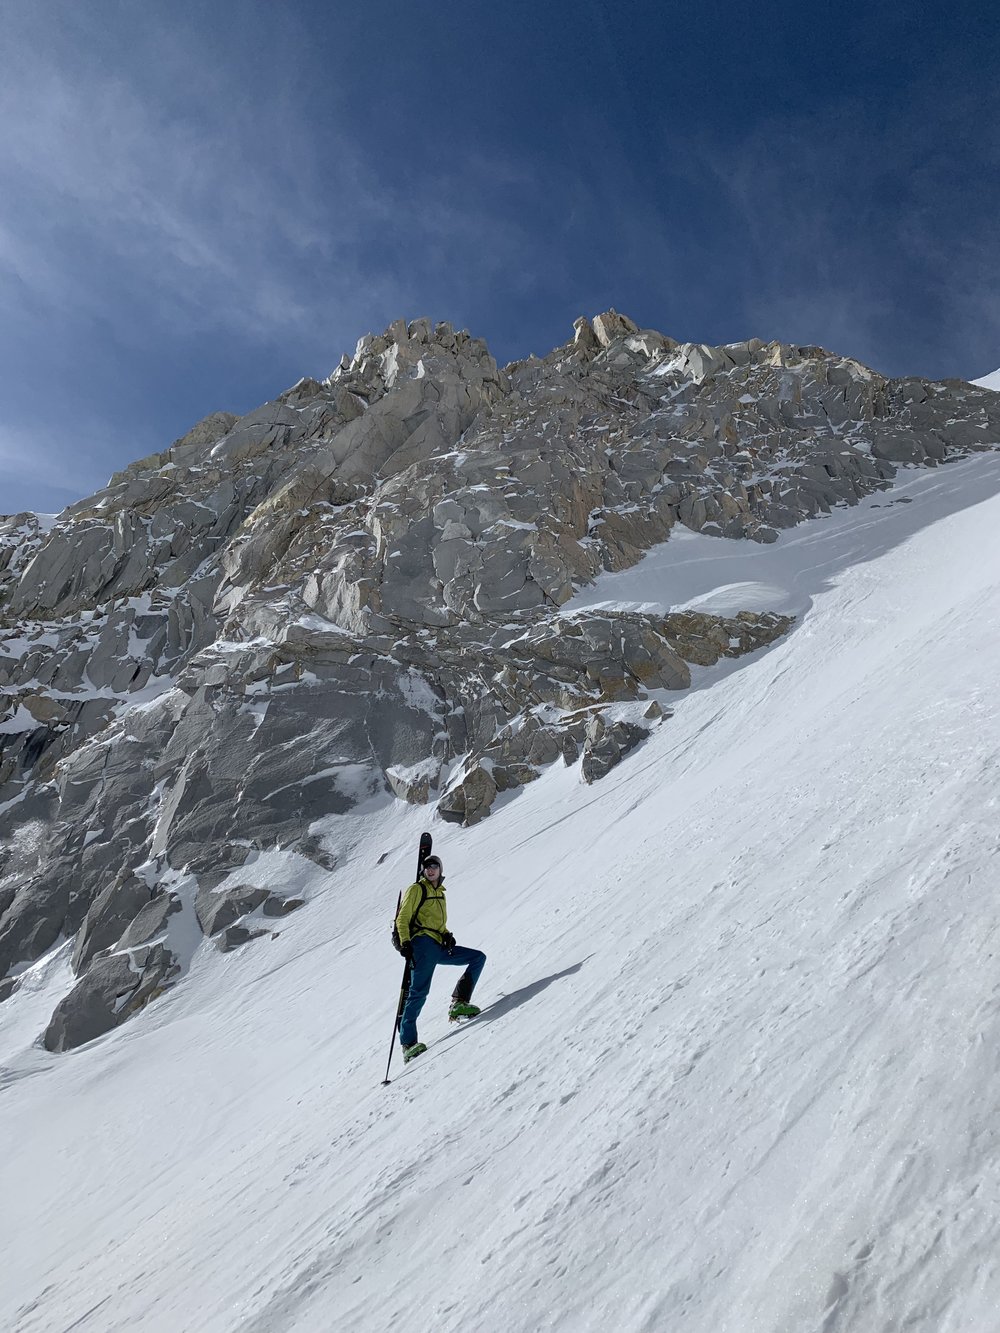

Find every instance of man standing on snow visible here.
[396,854,486,1063]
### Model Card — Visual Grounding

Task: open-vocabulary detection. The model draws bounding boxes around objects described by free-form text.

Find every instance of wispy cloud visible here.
[0,419,116,515]
[0,36,356,335]
[0,4,566,508]
[0,6,567,366]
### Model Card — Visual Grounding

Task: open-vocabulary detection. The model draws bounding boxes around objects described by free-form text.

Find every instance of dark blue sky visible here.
[2,0,999,512]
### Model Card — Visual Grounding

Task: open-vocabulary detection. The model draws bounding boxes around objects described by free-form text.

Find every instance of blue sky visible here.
[2,0,999,514]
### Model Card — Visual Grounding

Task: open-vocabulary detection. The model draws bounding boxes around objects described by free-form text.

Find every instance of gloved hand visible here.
[398,940,413,960]
[441,932,456,951]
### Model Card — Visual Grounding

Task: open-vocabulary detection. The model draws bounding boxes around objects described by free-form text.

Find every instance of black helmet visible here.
[423,855,443,872]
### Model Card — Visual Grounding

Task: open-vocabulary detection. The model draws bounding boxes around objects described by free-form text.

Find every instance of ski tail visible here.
[417,830,433,879]
[391,831,433,954]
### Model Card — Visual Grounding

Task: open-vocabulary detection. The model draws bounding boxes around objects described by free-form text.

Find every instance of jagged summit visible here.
[2,310,999,1050]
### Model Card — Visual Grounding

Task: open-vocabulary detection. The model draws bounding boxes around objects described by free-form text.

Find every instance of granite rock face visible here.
[43,945,179,1052]
[3,312,999,1048]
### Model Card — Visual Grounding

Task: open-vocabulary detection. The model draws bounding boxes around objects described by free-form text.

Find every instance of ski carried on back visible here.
[391,831,432,956]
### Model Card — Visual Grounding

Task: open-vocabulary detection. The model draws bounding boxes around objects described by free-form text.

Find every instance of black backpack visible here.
[391,879,428,954]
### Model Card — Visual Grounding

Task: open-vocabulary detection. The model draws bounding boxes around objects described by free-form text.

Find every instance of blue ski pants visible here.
[399,935,486,1048]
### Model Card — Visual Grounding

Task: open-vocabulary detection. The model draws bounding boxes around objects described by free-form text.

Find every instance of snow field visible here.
[2,455,1000,1330]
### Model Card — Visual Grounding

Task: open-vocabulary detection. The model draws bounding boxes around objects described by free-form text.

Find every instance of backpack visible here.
[391,879,428,954]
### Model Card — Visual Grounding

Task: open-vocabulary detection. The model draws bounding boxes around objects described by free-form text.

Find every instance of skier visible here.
[395,854,486,1063]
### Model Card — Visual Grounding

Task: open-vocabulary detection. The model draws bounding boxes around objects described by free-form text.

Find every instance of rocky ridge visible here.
[2,309,998,1049]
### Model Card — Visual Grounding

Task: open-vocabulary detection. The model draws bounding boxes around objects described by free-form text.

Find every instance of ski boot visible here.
[448,1001,481,1022]
[402,1042,427,1063]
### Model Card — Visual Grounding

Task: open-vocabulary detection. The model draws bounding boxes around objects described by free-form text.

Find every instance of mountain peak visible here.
[2,313,1000,1051]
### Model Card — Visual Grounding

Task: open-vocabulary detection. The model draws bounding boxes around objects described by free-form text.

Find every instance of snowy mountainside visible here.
[3,310,1000,1055]
[2,453,1000,1331]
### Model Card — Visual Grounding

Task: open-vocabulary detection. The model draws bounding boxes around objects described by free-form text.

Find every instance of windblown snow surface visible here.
[3,453,1000,1333]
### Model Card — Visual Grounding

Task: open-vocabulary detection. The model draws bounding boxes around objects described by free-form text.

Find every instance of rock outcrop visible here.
[3,311,999,1048]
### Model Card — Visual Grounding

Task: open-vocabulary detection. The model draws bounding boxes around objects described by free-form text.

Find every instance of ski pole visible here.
[381,961,411,1085]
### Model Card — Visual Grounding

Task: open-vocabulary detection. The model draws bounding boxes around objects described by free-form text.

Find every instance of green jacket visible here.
[396,874,448,945]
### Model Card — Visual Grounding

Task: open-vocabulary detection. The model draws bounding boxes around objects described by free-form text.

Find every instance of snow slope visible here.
[3,454,1000,1332]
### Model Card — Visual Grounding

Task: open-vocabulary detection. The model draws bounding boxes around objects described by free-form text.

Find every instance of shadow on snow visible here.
[471,959,590,1027]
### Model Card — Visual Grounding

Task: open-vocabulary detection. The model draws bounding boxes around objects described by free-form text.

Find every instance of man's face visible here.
[424,863,441,879]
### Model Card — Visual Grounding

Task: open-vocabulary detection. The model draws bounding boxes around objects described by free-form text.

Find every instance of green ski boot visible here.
[448,1001,481,1022]
[402,1042,427,1063]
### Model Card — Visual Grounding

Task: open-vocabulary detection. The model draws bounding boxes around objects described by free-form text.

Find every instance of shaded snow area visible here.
[3,456,1000,1332]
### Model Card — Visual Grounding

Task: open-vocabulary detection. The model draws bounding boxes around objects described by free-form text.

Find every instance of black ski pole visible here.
[381,831,432,1086]
[381,961,411,1086]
